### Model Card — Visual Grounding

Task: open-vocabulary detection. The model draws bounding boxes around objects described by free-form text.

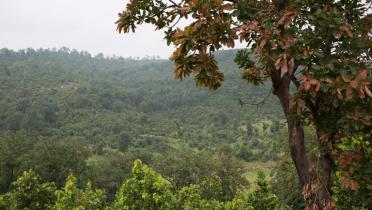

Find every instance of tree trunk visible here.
[271,73,334,209]
[307,98,335,195]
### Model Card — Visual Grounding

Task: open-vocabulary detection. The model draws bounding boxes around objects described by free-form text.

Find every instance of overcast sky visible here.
[0,0,175,58]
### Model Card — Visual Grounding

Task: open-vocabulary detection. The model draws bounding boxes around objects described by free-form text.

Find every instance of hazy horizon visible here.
[0,0,174,58]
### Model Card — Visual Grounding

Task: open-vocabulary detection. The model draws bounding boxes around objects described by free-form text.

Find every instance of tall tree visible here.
[116,0,371,209]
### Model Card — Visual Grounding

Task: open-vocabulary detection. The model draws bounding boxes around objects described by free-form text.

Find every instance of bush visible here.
[5,170,56,210]
[113,160,173,210]
[53,174,106,210]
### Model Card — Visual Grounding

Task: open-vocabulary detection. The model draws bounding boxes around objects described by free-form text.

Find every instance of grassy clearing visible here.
[244,160,277,183]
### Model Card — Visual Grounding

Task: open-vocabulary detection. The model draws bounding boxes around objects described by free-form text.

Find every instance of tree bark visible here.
[308,98,335,196]
[315,125,335,196]
[271,72,334,209]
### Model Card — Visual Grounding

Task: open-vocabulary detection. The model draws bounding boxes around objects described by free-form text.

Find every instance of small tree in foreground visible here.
[53,174,106,210]
[242,170,286,209]
[113,159,173,210]
[116,0,371,208]
[4,170,56,210]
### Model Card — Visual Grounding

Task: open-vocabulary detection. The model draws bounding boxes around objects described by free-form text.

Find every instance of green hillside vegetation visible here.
[0,48,368,209]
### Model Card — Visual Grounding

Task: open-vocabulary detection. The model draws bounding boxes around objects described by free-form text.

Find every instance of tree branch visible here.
[239,87,272,106]
[168,0,181,8]
[291,74,300,89]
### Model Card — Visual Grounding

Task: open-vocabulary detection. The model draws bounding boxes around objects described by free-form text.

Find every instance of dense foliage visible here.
[0,48,287,207]
[116,0,371,208]
[1,159,287,210]
[0,48,370,209]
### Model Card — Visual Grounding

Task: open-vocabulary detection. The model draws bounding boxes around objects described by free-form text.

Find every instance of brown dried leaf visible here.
[319,133,329,143]
[323,4,331,12]
[271,41,278,49]
[304,47,314,56]
[335,31,343,39]
[358,87,365,99]
[360,118,372,126]
[309,79,318,85]
[356,68,367,79]
[341,74,351,82]
[281,61,288,74]
[259,38,267,48]
[284,37,295,47]
[345,88,353,100]
[180,6,189,14]
[365,86,372,97]
[343,177,359,191]
[337,89,343,99]
[278,15,287,25]
[225,38,235,48]
[350,80,359,88]
[288,57,295,75]
[274,57,282,70]
[344,25,353,38]
[314,82,320,92]
[297,99,305,113]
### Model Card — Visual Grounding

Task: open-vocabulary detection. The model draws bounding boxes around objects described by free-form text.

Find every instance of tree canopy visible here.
[116,0,371,209]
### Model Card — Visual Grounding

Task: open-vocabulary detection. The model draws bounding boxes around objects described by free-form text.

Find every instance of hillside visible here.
[0,48,284,146]
[0,48,288,199]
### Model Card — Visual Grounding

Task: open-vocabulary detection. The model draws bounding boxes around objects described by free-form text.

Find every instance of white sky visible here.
[0,0,174,58]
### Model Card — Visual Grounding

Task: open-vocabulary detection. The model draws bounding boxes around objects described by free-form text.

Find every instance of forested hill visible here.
[0,48,283,147]
[0,48,289,201]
